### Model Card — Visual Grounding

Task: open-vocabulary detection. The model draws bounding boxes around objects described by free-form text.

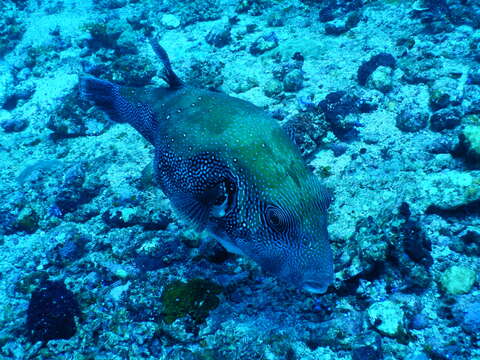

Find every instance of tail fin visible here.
[79,76,156,143]
[149,38,183,89]
[80,77,126,123]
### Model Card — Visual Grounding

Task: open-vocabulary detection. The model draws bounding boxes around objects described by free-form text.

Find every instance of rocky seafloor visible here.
[0,0,479,359]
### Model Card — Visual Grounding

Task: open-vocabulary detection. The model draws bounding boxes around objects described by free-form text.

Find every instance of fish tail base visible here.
[80,76,126,123]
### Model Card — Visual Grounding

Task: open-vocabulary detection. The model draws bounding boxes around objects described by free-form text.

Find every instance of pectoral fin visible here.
[170,181,230,229]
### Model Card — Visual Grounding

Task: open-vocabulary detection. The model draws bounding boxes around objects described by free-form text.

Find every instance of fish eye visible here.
[264,205,288,232]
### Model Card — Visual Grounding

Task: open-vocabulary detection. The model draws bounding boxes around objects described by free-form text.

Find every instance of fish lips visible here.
[302,277,332,294]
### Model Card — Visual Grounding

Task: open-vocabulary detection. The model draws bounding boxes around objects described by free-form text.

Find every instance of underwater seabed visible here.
[0,0,479,359]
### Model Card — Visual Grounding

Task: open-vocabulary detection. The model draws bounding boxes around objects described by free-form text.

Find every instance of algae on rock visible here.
[161,278,222,324]
[367,300,406,338]
[440,265,476,295]
[459,125,480,164]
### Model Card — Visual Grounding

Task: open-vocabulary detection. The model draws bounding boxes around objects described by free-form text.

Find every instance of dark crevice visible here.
[425,199,480,218]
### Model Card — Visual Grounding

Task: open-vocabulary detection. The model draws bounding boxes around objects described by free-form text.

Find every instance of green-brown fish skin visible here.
[80,42,333,294]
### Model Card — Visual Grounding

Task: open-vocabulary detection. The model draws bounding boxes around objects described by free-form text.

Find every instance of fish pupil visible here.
[265,206,287,232]
[214,193,227,206]
[270,213,280,225]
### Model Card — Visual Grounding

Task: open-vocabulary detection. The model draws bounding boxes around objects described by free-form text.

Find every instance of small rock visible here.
[282,110,328,157]
[440,265,476,295]
[16,68,31,82]
[423,171,480,217]
[250,32,278,55]
[116,31,139,55]
[134,254,169,272]
[205,23,231,48]
[396,108,428,133]
[318,91,361,138]
[429,78,463,111]
[27,280,81,343]
[166,348,200,360]
[57,232,88,262]
[401,218,432,266]
[142,210,171,231]
[456,228,480,256]
[0,64,14,108]
[263,79,283,98]
[84,22,123,51]
[179,229,202,248]
[186,57,224,90]
[109,282,130,302]
[325,19,348,35]
[429,89,451,111]
[430,108,462,132]
[161,14,181,29]
[102,207,140,228]
[55,189,83,213]
[47,115,83,138]
[230,76,258,94]
[0,210,17,235]
[404,352,429,360]
[367,66,393,93]
[352,345,382,360]
[458,301,480,335]
[202,241,230,264]
[345,11,362,30]
[457,125,480,164]
[55,166,102,214]
[468,67,480,85]
[111,55,157,86]
[357,53,396,86]
[1,116,28,132]
[330,143,348,157]
[409,313,429,330]
[135,239,183,271]
[16,207,39,234]
[112,266,130,279]
[267,11,285,27]
[318,0,363,22]
[14,82,35,102]
[463,86,480,114]
[319,4,335,22]
[367,300,405,338]
[325,12,361,35]
[0,15,26,56]
[64,163,86,188]
[426,136,455,154]
[98,0,127,9]
[283,69,303,92]
[244,23,257,34]
[179,0,222,25]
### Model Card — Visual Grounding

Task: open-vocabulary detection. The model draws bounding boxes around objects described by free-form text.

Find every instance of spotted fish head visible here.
[190,115,336,294]
[215,169,334,294]
[255,178,332,294]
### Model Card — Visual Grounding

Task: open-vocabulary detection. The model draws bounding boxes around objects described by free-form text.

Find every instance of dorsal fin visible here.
[149,38,183,90]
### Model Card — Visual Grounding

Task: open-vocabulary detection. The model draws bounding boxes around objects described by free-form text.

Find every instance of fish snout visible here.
[300,262,334,294]
[302,278,331,294]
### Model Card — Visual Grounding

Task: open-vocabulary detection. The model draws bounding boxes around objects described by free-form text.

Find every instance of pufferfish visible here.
[80,39,333,294]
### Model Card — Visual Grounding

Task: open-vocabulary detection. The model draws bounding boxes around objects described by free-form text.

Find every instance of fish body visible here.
[80,42,333,293]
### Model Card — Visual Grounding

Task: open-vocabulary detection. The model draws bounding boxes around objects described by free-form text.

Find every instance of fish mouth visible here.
[302,280,330,294]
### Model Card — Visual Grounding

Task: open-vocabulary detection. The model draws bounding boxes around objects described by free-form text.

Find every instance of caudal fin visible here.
[79,76,156,143]
[80,76,126,123]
